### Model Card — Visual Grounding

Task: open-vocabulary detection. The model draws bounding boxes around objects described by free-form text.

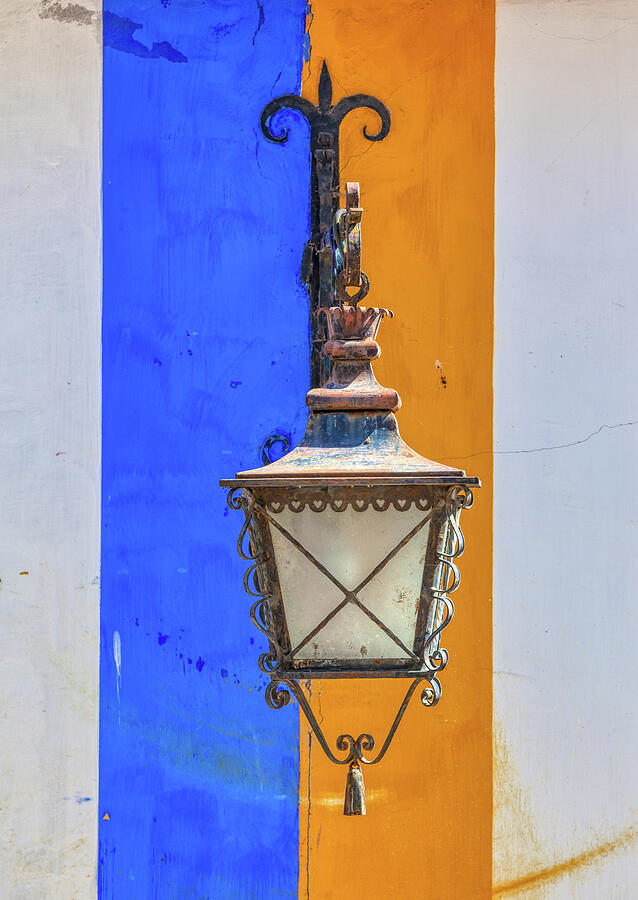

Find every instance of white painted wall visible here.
[0,3,101,897]
[495,1,638,896]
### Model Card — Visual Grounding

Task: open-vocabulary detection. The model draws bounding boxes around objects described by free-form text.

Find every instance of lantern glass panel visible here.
[267,505,431,663]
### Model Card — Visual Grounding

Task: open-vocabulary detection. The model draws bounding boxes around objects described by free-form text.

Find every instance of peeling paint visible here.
[103,11,187,63]
[303,3,313,66]
[39,1,95,26]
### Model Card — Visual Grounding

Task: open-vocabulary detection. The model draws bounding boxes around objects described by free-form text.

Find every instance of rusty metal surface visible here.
[334,182,366,309]
[309,291,397,412]
[221,476,481,488]
[344,761,366,816]
[231,289,475,479]
[218,63,484,809]
[230,412,471,480]
[260,63,390,388]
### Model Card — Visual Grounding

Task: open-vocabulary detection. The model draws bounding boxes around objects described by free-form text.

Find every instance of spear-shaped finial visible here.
[317,60,332,112]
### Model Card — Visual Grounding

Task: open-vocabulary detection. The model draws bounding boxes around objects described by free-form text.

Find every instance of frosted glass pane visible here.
[269,506,430,660]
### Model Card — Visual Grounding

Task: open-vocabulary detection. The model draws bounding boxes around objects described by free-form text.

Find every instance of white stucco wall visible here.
[495,1,638,896]
[0,3,101,897]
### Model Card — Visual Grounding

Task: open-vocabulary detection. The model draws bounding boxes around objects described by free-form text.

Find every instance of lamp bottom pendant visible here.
[344,760,366,816]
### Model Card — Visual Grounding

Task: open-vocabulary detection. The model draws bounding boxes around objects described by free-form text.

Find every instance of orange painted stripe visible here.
[299,2,494,897]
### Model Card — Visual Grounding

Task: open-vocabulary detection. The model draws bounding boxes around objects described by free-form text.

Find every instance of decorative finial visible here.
[260,60,390,147]
[318,61,332,112]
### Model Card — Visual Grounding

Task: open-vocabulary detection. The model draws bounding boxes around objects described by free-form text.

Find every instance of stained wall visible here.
[494,2,638,896]
[0,1,101,896]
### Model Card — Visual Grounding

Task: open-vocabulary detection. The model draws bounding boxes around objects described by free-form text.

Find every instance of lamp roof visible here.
[222,410,478,488]
[221,305,479,489]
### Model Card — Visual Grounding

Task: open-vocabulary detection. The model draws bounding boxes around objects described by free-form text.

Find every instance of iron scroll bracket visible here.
[265,674,438,815]
[260,61,391,388]
[265,674,440,767]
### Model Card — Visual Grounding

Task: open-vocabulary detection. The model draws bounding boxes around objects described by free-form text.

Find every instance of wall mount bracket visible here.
[260,61,391,387]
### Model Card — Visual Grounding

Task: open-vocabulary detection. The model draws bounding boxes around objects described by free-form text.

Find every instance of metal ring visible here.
[335,270,370,306]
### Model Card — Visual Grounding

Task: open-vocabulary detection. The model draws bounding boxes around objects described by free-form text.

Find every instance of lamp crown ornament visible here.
[308,301,398,414]
[220,62,480,815]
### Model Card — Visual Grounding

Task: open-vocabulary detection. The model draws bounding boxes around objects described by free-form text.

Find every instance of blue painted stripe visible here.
[100,2,308,896]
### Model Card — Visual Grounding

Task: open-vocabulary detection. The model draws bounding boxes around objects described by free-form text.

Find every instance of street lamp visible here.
[221,63,479,815]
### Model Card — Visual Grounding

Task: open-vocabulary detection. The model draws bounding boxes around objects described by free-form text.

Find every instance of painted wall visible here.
[494,1,638,896]
[3,1,638,897]
[0,1,101,897]
[299,3,494,898]
[99,2,307,897]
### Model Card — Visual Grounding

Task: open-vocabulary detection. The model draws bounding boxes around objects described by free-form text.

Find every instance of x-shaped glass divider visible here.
[255,501,440,663]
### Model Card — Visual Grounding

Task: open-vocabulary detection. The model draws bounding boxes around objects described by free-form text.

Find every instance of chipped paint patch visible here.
[103,12,187,63]
[39,1,94,26]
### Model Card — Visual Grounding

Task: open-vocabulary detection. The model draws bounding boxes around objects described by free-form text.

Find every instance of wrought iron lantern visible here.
[221,63,479,815]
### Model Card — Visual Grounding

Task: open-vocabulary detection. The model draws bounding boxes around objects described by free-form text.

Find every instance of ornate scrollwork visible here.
[227,486,246,511]
[228,487,285,666]
[232,494,258,562]
[260,61,390,149]
[264,675,439,769]
[421,484,473,688]
[265,680,291,710]
[260,433,291,465]
[262,489,437,515]
[421,676,442,708]
[249,598,270,638]
[336,733,375,763]
[259,652,280,675]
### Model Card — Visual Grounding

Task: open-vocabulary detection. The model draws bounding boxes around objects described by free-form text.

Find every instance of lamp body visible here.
[221,304,478,811]
[224,406,476,681]
[221,80,478,810]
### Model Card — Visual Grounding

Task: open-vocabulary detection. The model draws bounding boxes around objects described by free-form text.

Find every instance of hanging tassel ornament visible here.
[344,760,366,816]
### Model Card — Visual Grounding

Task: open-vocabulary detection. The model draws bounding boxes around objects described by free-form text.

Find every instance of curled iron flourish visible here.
[260,432,291,465]
[227,487,246,511]
[337,733,375,763]
[260,61,390,150]
[260,95,317,144]
[265,681,291,710]
[249,598,270,638]
[259,652,280,675]
[265,676,435,768]
[228,488,285,667]
[332,95,390,142]
[421,677,442,708]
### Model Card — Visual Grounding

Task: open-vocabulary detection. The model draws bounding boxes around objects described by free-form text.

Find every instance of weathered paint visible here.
[300,2,494,897]
[4,1,638,896]
[494,2,638,896]
[0,1,101,896]
[100,1,308,896]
